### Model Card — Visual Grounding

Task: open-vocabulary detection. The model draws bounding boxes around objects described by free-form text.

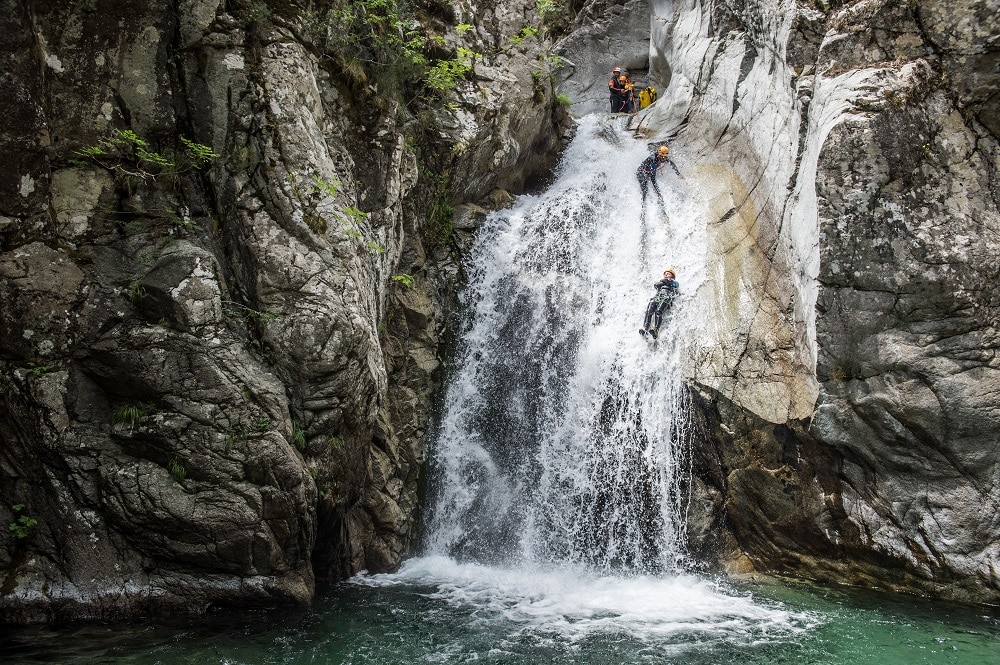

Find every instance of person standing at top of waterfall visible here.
[637,145,684,203]
[640,268,679,339]
[608,67,630,112]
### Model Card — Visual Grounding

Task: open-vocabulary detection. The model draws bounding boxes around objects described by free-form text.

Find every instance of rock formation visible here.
[558,0,999,603]
[0,0,569,622]
[3,0,997,624]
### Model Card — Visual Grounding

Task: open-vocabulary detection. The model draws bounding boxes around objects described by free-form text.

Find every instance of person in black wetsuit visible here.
[636,145,683,203]
[608,66,628,112]
[640,268,679,339]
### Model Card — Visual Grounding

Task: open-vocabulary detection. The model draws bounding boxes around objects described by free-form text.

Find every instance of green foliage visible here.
[226,424,249,451]
[169,457,187,483]
[367,241,387,254]
[392,273,415,289]
[73,129,218,183]
[253,417,271,431]
[223,301,283,327]
[536,0,558,18]
[25,362,56,377]
[455,23,473,35]
[311,176,341,198]
[181,137,220,167]
[556,93,572,107]
[426,47,478,92]
[292,424,307,451]
[245,0,271,24]
[111,403,145,428]
[343,206,369,224]
[426,176,455,248]
[308,0,429,90]
[510,26,539,46]
[128,280,146,302]
[8,505,37,540]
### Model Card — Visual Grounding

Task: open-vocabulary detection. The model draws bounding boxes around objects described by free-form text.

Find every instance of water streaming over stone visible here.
[424,114,707,572]
[348,115,817,650]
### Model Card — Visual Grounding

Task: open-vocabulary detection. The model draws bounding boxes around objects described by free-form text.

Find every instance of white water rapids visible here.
[355,115,814,644]
[423,115,707,570]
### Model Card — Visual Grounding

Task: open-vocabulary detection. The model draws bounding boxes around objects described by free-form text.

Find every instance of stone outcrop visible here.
[554,0,653,115]
[594,0,998,603]
[0,0,569,623]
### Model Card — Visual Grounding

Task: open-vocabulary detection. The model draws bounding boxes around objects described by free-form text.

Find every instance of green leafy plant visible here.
[343,206,369,224]
[26,362,56,377]
[510,26,539,46]
[245,0,271,24]
[128,280,146,302]
[392,273,415,289]
[222,301,283,327]
[181,137,219,167]
[426,47,478,92]
[556,93,572,107]
[536,0,558,18]
[8,504,37,539]
[253,417,271,431]
[73,129,218,183]
[111,403,145,428]
[427,186,454,248]
[311,176,341,198]
[292,424,307,451]
[307,0,429,91]
[547,54,567,69]
[455,23,473,35]
[168,457,186,483]
[367,241,387,254]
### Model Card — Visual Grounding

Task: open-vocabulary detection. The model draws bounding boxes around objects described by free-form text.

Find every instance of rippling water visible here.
[5,117,997,663]
[4,558,998,663]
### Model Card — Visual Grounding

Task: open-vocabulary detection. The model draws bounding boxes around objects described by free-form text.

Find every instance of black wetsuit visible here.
[636,154,681,200]
[609,76,628,112]
[641,278,679,337]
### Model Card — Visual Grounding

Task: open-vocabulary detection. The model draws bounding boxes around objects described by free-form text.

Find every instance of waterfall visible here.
[423,114,706,573]
[350,117,813,649]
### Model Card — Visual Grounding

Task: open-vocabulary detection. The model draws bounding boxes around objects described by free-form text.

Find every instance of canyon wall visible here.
[560,0,999,603]
[0,0,569,622]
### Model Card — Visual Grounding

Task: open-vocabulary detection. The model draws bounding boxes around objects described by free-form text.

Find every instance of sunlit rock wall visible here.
[557,0,1000,602]
[636,0,1000,603]
[554,0,653,115]
[0,0,568,623]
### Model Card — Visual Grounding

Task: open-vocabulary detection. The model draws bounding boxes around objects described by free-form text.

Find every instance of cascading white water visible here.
[355,116,815,647]
[424,114,707,572]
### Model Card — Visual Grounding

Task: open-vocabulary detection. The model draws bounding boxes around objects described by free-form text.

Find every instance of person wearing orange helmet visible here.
[636,145,683,204]
[640,268,679,339]
[608,66,630,112]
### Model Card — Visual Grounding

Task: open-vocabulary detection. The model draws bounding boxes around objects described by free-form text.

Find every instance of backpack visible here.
[638,86,657,109]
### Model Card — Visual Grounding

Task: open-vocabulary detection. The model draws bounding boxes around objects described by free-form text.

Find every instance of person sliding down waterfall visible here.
[640,268,679,340]
[636,145,683,207]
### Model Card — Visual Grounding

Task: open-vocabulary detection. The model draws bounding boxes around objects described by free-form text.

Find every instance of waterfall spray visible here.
[424,115,706,573]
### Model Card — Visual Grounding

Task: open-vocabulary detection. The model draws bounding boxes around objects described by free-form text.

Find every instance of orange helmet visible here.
[663,268,676,278]
[657,145,669,156]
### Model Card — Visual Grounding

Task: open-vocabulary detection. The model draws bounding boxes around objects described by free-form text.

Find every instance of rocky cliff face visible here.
[559,0,999,603]
[0,0,570,623]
